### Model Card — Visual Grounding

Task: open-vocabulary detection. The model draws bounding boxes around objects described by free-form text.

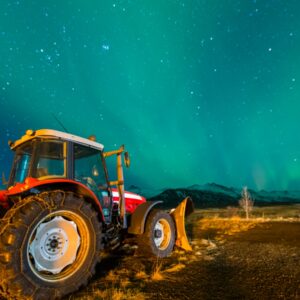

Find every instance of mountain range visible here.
[127,183,300,208]
[1,182,299,209]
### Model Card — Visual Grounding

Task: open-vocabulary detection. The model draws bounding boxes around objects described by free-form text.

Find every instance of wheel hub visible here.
[153,218,172,251]
[49,238,59,249]
[154,229,162,238]
[29,216,81,274]
[154,222,164,248]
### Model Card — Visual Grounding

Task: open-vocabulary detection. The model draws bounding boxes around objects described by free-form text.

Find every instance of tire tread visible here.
[0,190,103,300]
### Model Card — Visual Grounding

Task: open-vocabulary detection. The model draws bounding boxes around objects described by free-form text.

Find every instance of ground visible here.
[70,206,300,300]
[141,222,300,300]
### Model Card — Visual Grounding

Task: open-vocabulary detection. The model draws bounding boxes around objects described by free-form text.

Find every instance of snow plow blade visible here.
[171,196,194,251]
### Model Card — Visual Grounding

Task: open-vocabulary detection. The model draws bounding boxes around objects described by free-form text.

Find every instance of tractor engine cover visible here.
[111,188,146,214]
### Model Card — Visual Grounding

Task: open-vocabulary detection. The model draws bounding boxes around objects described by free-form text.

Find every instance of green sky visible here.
[0,0,299,191]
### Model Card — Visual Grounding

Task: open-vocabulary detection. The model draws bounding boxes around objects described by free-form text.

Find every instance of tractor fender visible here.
[6,178,105,221]
[127,201,163,234]
[32,181,106,222]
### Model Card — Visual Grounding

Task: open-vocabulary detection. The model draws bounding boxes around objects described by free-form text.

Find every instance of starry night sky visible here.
[0,1,299,191]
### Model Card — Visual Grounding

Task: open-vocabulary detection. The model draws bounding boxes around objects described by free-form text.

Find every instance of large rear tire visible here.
[0,190,103,299]
[138,209,175,258]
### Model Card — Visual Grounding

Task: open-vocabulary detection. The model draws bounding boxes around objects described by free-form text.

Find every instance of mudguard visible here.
[171,196,194,251]
[128,201,162,234]
[128,197,194,253]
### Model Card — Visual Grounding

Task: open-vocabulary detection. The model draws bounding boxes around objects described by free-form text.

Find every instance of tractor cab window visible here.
[32,140,66,180]
[74,144,107,192]
[9,141,33,186]
[9,139,66,186]
[74,144,111,221]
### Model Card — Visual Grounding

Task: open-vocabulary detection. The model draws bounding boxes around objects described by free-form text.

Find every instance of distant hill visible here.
[128,183,300,208]
[1,182,299,209]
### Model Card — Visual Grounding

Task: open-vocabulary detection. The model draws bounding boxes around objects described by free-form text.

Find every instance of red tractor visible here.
[0,129,193,299]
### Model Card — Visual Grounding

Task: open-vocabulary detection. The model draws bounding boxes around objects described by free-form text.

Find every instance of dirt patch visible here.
[142,222,300,299]
[70,221,300,300]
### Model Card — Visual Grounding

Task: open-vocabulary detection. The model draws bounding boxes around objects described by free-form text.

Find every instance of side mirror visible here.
[124,152,130,168]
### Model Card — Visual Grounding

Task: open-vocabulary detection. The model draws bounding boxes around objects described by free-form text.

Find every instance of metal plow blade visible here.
[170,196,194,251]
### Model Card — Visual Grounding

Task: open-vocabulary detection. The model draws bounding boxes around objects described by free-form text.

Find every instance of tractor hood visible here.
[110,188,146,214]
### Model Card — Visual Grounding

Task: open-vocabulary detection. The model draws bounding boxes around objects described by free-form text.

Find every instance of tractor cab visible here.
[6,130,118,220]
[9,129,108,186]
[10,137,106,191]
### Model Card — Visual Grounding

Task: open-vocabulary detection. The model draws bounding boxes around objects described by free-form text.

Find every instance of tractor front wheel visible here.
[0,190,103,299]
[138,209,175,258]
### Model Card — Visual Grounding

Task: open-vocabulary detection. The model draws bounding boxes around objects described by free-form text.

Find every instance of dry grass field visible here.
[69,205,300,300]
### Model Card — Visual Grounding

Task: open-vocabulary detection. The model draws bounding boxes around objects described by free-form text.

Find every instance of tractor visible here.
[0,129,193,299]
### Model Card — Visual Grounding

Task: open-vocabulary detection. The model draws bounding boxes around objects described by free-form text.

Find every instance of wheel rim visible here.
[153,218,171,251]
[27,210,90,282]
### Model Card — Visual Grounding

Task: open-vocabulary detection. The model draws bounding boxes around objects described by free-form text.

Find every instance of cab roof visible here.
[11,129,104,151]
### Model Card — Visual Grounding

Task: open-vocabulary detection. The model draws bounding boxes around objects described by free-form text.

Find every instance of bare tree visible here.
[239,186,254,219]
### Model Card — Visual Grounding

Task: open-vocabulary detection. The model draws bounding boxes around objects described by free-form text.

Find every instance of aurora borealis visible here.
[0,1,299,191]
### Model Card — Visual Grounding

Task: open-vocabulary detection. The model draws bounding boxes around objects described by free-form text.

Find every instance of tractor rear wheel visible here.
[0,190,103,299]
[138,209,175,258]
